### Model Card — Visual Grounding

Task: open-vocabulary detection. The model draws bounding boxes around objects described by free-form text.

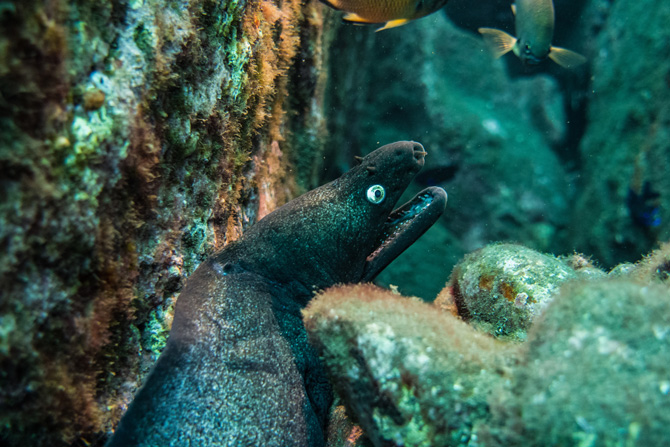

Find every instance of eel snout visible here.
[362,186,447,281]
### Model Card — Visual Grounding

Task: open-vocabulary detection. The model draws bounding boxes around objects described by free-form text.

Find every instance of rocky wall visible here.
[0,0,335,445]
[568,0,670,266]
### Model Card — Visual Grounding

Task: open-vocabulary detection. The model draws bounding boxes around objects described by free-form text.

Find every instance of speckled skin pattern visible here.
[107,141,440,446]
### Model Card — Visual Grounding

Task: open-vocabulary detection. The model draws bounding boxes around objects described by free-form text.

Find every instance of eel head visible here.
[234,141,447,294]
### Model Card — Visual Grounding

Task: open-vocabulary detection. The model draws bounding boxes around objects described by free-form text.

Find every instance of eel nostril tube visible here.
[413,142,427,161]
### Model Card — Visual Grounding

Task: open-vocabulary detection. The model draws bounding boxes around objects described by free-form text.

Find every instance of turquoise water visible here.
[1,0,668,445]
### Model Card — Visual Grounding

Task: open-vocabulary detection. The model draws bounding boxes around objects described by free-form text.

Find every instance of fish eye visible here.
[366,185,385,204]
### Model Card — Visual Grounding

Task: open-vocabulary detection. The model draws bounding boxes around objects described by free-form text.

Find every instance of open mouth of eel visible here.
[362,186,448,282]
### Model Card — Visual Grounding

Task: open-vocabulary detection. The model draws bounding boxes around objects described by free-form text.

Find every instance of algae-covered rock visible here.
[326,405,370,447]
[498,280,670,446]
[304,284,519,447]
[0,0,334,445]
[449,243,579,340]
[605,241,670,286]
[628,241,670,287]
[307,249,670,446]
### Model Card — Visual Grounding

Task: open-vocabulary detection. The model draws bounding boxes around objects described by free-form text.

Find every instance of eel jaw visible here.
[361,186,448,282]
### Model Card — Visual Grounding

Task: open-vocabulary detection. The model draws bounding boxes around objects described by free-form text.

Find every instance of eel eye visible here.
[366,184,385,204]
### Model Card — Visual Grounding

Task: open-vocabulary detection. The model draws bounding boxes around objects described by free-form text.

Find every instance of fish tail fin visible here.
[549,47,587,68]
[478,28,517,59]
[511,3,517,15]
[342,12,375,24]
[376,18,410,32]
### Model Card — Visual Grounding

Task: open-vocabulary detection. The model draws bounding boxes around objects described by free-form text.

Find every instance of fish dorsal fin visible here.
[376,18,410,32]
[478,28,517,59]
[342,12,374,24]
[511,3,516,15]
[318,0,344,11]
[549,46,587,68]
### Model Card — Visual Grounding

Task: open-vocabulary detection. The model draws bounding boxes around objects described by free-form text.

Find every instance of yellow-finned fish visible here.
[319,0,450,31]
[478,0,586,68]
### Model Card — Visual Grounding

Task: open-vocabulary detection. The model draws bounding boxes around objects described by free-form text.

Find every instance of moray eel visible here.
[107,141,448,446]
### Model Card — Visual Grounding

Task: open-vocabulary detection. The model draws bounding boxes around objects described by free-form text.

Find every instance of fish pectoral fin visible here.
[549,46,587,68]
[376,18,411,32]
[342,12,375,23]
[511,3,516,15]
[478,28,517,59]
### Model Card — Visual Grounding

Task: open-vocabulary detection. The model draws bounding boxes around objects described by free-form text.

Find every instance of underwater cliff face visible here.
[0,0,334,445]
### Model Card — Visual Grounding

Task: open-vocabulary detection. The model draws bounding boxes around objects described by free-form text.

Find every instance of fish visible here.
[627,181,662,229]
[319,0,450,31]
[478,0,586,68]
[105,141,447,446]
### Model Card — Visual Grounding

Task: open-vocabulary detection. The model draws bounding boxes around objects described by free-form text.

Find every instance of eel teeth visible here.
[366,193,435,262]
[362,186,446,281]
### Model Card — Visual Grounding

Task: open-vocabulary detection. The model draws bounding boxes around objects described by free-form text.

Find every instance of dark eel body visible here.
[107,141,447,446]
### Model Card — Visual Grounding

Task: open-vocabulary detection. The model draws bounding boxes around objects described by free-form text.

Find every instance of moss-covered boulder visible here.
[304,284,519,447]
[307,262,670,447]
[496,280,670,446]
[449,243,580,340]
